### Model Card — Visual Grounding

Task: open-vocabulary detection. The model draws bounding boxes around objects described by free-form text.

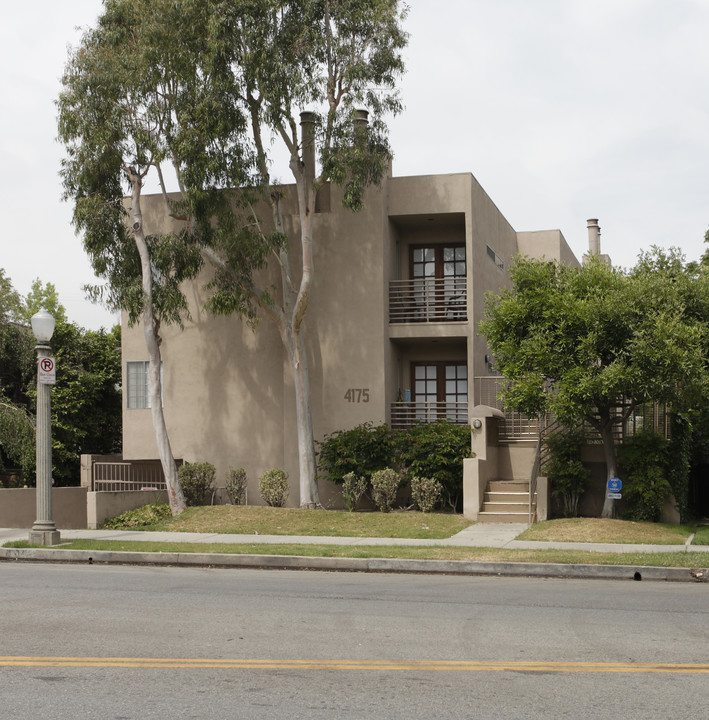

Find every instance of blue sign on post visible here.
[607,478,622,492]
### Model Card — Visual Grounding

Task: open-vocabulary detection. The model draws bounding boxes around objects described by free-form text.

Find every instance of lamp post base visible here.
[29,529,61,546]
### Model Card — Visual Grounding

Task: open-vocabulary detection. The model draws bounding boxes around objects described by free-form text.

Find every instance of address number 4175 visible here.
[344,388,370,403]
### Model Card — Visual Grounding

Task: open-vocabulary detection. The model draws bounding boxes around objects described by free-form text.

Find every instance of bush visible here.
[259,468,289,507]
[394,421,472,511]
[618,430,671,522]
[341,472,368,512]
[226,467,248,505]
[370,468,401,513]
[543,429,589,518]
[102,503,172,529]
[411,476,443,512]
[317,423,394,483]
[178,462,216,506]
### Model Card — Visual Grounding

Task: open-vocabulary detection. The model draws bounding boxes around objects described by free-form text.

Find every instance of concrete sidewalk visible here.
[2,522,708,553]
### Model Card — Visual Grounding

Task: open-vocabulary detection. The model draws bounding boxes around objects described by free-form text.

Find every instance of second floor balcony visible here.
[389,277,467,324]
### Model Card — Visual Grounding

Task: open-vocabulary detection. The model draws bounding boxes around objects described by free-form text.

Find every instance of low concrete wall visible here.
[87,490,168,529]
[0,487,88,529]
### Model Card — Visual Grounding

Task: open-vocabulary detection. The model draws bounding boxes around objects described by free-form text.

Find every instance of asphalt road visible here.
[1,563,707,719]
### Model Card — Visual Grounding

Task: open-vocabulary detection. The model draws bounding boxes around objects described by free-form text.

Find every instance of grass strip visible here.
[693,527,709,545]
[103,505,471,539]
[517,518,693,545]
[6,539,709,568]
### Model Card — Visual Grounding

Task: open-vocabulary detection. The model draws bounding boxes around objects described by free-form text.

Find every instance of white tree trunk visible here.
[130,174,186,516]
[292,331,319,508]
[600,421,618,519]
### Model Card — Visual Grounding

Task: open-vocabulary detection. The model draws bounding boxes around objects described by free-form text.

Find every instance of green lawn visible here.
[693,526,709,545]
[517,518,693,545]
[103,504,472,539]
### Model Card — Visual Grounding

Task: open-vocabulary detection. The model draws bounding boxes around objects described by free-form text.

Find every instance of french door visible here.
[411,361,468,423]
[410,244,466,320]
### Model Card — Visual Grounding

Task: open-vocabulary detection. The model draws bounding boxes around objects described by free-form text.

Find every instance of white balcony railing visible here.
[389,278,467,323]
[390,401,468,429]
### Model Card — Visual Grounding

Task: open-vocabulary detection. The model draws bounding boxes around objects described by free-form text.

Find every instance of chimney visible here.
[299,111,317,187]
[354,109,369,131]
[587,218,600,255]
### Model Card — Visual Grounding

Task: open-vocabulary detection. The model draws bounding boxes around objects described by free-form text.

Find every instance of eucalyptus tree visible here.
[57,0,222,513]
[58,0,406,509]
[193,0,408,507]
[480,251,708,518]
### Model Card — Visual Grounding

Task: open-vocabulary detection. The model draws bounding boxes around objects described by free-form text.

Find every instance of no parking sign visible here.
[38,357,56,385]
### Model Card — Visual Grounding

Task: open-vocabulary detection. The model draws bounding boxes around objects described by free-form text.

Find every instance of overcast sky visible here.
[2,0,708,330]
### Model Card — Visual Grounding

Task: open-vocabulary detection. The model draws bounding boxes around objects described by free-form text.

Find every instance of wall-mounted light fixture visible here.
[472,418,482,430]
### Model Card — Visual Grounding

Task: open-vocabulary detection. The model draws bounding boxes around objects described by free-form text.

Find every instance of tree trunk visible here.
[599,420,618,519]
[292,331,319,508]
[130,174,186,516]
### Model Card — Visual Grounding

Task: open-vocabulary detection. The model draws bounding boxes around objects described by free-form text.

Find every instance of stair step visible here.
[487,480,530,492]
[485,491,533,503]
[477,511,530,524]
[481,501,530,513]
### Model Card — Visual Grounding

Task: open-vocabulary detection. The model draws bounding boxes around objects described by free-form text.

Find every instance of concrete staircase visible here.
[477,480,535,523]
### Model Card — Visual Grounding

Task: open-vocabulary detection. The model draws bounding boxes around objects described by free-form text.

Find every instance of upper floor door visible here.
[410,244,466,320]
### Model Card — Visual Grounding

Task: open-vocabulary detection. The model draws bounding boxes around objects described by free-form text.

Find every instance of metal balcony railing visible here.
[389,278,467,323]
[390,401,468,429]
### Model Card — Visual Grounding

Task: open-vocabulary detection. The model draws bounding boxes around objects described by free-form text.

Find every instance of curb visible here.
[1,547,707,583]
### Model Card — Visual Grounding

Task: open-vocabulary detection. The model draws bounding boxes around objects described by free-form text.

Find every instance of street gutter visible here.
[1,546,707,583]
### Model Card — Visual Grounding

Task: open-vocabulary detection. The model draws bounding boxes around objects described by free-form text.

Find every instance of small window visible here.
[486,245,504,270]
[127,361,154,409]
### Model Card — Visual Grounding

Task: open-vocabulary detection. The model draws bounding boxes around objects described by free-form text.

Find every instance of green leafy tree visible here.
[481,251,708,518]
[47,322,122,485]
[0,270,35,477]
[0,271,122,484]
[59,0,407,509]
[185,0,408,507]
[21,279,69,326]
[0,269,23,323]
[57,0,212,513]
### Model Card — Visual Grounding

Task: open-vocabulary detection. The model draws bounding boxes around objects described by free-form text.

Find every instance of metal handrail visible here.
[389,278,467,323]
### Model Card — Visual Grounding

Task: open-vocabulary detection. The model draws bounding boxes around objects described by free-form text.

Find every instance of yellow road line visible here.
[1,657,708,673]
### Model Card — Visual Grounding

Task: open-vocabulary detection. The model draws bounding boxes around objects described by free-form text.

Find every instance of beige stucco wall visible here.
[516,229,580,268]
[0,487,88,529]
[121,171,580,507]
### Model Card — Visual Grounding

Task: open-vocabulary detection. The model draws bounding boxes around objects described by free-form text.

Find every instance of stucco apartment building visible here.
[121,169,579,509]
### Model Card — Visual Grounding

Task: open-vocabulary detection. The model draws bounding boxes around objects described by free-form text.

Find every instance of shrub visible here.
[411,476,443,513]
[618,430,671,522]
[394,421,472,511]
[342,472,368,512]
[259,468,289,507]
[226,467,248,505]
[102,503,172,529]
[370,468,401,513]
[178,462,216,506]
[317,422,394,483]
[543,429,589,518]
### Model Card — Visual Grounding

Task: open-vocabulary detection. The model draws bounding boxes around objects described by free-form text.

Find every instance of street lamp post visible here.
[28,308,60,546]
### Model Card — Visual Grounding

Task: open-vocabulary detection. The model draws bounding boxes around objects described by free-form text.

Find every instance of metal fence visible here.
[91,459,172,492]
